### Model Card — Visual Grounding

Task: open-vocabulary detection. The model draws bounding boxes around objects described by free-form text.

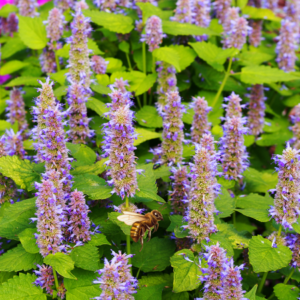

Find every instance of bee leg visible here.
[146,225,151,242]
[139,227,145,252]
[154,223,159,232]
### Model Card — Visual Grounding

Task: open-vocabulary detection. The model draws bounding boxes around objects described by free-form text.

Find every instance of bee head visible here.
[152,210,163,221]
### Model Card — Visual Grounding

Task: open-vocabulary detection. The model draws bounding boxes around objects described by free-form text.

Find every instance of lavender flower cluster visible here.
[290,104,300,149]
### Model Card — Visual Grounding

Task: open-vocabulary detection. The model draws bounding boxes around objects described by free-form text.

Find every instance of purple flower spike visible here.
[247,84,266,136]
[141,15,165,52]
[39,49,57,73]
[75,0,89,11]
[276,20,298,72]
[102,79,138,199]
[286,233,300,269]
[18,0,38,17]
[290,104,300,149]
[3,129,26,159]
[6,88,28,137]
[249,20,263,47]
[68,190,91,243]
[171,0,193,23]
[94,0,118,11]
[45,8,65,49]
[156,61,178,112]
[54,0,75,11]
[33,265,55,296]
[93,250,138,299]
[213,0,231,24]
[262,0,277,10]
[161,91,185,165]
[91,55,108,74]
[5,13,18,34]
[269,144,300,230]
[284,0,300,35]
[193,0,211,41]
[187,144,219,243]
[200,133,216,158]
[190,96,211,144]
[223,92,244,119]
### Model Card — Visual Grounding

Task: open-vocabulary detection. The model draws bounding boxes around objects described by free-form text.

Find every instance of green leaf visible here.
[96,74,110,86]
[106,58,124,73]
[0,198,36,240]
[139,273,173,287]
[167,215,184,232]
[162,290,189,300]
[88,38,104,55]
[136,106,163,128]
[283,94,300,107]
[137,2,173,22]
[56,43,70,58]
[0,273,46,300]
[71,160,107,176]
[134,128,161,146]
[64,268,101,300]
[0,61,29,75]
[70,244,99,271]
[206,231,234,257]
[91,83,111,95]
[18,16,48,49]
[49,69,68,86]
[132,237,176,272]
[0,156,41,191]
[189,42,238,71]
[108,212,132,235]
[87,97,109,119]
[249,235,292,273]
[170,249,201,293]
[240,65,300,84]
[244,284,258,300]
[237,50,275,66]
[5,76,44,87]
[0,272,17,285]
[215,187,235,218]
[18,228,39,254]
[135,73,158,96]
[83,10,134,34]
[44,252,76,279]
[54,85,68,98]
[0,244,42,272]
[0,120,12,131]
[256,130,293,146]
[162,20,219,37]
[119,41,130,54]
[67,143,96,166]
[242,6,281,21]
[152,47,181,72]
[169,45,197,72]
[73,174,113,200]
[0,4,18,17]
[274,284,300,300]
[135,285,165,300]
[1,37,26,59]
[88,233,111,246]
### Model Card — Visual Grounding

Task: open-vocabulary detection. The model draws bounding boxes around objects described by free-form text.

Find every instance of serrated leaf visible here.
[242,6,281,21]
[274,284,299,300]
[170,249,201,293]
[0,4,18,18]
[108,212,132,235]
[244,284,258,300]
[0,244,42,272]
[0,120,12,131]
[106,58,124,73]
[0,156,41,191]
[136,105,163,128]
[5,76,44,87]
[0,60,29,75]
[71,160,107,176]
[205,231,234,257]
[73,174,113,200]
[162,290,189,300]
[56,43,70,58]
[88,38,104,55]
[153,47,181,72]
[256,130,293,146]
[67,143,96,167]
[0,198,36,240]
[49,69,68,86]
[83,10,134,34]
[132,237,175,272]
[240,65,299,84]
[91,83,111,95]
[0,272,17,285]
[119,40,130,54]
[88,233,111,246]
[44,252,76,279]
[237,50,275,66]
[18,228,39,254]
[215,187,235,218]
[135,73,157,96]
[18,16,48,49]
[139,273,173,287]
[70,244,99,271]
[134,128,161,146]
[0,273,46,300]
[137,2,173,23]
[87,97,109,119]
[135,285,165,300]
[64,268,101,300]
[249,235,292,273]
[169,45,197,72]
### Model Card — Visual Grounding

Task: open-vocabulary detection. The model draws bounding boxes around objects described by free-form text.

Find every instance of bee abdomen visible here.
[130,222,141,243]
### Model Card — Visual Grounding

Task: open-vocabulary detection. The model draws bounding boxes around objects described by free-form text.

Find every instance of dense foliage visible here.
[1,0,300,299]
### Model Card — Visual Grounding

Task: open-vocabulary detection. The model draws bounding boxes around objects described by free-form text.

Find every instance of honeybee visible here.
[117,210,164,251]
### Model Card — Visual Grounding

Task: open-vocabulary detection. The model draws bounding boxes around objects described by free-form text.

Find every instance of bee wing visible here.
[117,212,146,226]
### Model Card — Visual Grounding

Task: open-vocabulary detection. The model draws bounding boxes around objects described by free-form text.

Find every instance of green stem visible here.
[136,96,142,109]
[258,272,268,294]
[125,197,132,273]
[211,57,233,108]
[142,42,147,106]
[136,267,141,279]
[233,211,236,227]
[52,267,61,300]
[55,51,61,72]
[126,52,132,71]
[152,55,156,73]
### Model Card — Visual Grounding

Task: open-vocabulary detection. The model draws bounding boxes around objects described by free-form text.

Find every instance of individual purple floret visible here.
[6,88,28,136]
[102,79,138,199]
[186,144,219,244]
[198,243,228,299]
[193,0,211,41]
[45,8,65,50]
[141,15,165,52]
[290,104,300,149]
[93,250,138,299]
[18,0,38,17]
[161,91,185,165]
[170,165,190,215]
[67,9,93,144]
[190,96,211,144]
[286,233,300,270]
[275,19,298,72]
[54,0,75,11]
[35,178,65,257]
[171,0,193,23]
[221,259,247,300]
[249,20,263,47]
[247,84,266,136]
[39,49,57,73]
[219,117,249,181]
[222,8,251,50]
[33,265,55,296]
[91,55,108,74]
[68,190,91,243]
[269,144,300,230]
[3,129,26,159]
[213,0,231,24]
[156,61,178,113]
